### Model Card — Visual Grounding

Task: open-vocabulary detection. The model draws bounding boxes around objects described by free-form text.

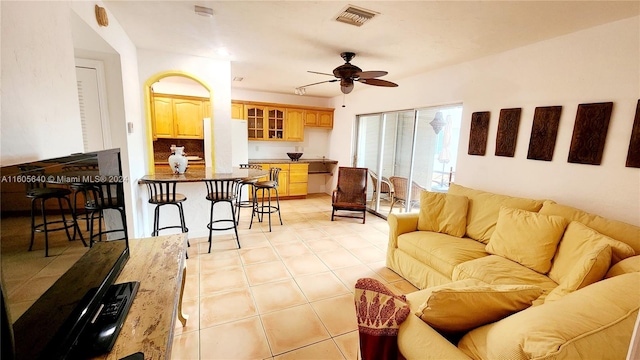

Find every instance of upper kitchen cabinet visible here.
[246,105,286,140]
[304,110,334,129]
[231,102,244,120]
[285,109,304,142]
[152,94,208,139]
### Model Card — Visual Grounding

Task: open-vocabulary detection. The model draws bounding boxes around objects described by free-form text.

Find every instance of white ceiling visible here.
[104,1,639,98]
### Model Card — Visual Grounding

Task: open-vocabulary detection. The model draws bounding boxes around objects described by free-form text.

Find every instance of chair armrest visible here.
[387,213,419,252]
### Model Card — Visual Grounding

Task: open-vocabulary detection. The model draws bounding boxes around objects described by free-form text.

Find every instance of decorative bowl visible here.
[287,152,303,161]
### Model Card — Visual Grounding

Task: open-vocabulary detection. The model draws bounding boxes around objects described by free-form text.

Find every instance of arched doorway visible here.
[143,71,214,173]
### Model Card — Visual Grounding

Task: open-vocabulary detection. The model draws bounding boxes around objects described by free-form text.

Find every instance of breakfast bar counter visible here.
[140,167,267,183]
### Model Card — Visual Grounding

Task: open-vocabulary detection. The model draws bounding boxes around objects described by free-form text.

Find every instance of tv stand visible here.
[72,281,140,357]
[88,234,188,359]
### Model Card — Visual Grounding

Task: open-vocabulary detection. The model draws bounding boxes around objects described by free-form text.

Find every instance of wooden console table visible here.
[93,234,188,360]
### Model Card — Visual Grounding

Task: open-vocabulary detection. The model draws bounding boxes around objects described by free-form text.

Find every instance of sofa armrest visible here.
[398,313,472,360]
[387,213,419,252]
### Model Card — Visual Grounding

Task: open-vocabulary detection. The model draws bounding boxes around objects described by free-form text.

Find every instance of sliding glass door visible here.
[356,104,462,217]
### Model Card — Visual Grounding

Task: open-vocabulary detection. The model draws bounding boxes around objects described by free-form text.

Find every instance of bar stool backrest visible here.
[84,182,125,210]
[205,179,238,201]
[141,180,181,204]
[268,167,281,186]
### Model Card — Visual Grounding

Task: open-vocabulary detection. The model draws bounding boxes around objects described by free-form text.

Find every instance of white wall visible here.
[328,16,640,226]
[1,1,84,164]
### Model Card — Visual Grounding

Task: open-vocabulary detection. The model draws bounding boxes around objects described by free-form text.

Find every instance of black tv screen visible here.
[0,148,129,359]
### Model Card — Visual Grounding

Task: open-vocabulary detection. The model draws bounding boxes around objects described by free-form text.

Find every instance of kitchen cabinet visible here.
[289,163,309,196]
[152,94,208,139]
[256,164,289,197]
[285,109,305,142]
[233,100,334,140]
[304,110,334,128]
[245,106,286,141]
[231,102,244,119]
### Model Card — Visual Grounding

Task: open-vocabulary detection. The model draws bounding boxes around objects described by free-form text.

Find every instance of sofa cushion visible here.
[453,255,559,296]
[605,255,640,279]
[458,272,640,360]
[548,221,634,284]
[417,191,468,237]
[448,183,544,244]
[485,207,567,274]
[415,281,542,334]
[544,244,611,303]
[539,200,640,254]
[397,231,488,278]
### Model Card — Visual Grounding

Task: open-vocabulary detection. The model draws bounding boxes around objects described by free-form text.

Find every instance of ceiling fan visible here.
[296,52,398,95]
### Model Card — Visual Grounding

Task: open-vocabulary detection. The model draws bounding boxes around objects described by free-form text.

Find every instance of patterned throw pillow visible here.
[355,278,410,360]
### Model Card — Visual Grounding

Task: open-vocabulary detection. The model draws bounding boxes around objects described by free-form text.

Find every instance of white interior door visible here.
[75,59,111,152]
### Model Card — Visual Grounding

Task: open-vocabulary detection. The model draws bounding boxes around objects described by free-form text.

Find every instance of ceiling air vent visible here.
[335,5,378,27]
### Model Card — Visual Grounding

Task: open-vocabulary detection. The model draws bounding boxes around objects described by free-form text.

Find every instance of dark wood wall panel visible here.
[527,106,562,161]
[495,108,521,157]
[468,112,490,156]
[626,100,640,168]
[567,102,613,165]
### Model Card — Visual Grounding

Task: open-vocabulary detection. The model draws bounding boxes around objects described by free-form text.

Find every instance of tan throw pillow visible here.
[545,245,611,303]
[416,283,542,333]
[417,191,468,237]
[605,255,640,279]
[448,184,544,244]
[486,207,568,274]
[548,221,635,284]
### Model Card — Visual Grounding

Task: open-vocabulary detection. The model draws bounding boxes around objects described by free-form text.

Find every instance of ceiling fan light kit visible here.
[297,52,398,95]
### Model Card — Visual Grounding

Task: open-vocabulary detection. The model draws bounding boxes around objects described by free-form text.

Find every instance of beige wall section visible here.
[1,1,84,164]
[328,16,640,226]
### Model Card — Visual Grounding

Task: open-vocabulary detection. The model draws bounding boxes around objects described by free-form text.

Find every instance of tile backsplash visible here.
[153,138,205,161]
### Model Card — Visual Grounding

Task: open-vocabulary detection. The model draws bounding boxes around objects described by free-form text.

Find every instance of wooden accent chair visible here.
[369,170,394,207]
[332,167,368,224]
[388,176,426,214]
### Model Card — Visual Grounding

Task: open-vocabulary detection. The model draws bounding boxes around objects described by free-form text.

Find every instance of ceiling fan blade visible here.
[298,79,339,88]
[307,71,335,77]
[355,71,388,79]
[358,78,398,87]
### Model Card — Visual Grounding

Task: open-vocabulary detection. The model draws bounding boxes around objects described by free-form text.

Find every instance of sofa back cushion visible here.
[544,245,611,303]
[539,200,640,254]
[605,255,640,278]
[458,272,640,360]
[548,221,634,285]
[448,184,544,243]
[417,191,468,237]
[485,207,567,274]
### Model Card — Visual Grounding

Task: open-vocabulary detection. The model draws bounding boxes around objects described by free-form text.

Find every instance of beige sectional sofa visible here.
[386,183,640,360]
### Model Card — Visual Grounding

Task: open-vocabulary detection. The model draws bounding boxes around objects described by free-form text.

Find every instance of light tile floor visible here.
[170,194,419,360]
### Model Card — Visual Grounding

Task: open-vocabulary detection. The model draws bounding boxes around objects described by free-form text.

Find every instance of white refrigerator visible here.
[231,119,249,165]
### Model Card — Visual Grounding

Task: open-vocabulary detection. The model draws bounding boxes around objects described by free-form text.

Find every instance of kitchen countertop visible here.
[248,158,338,164]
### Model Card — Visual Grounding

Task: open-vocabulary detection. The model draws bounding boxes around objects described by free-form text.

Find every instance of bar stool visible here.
[204,179,240,252]
[235,164,263,224]
[20,166,86,257]
[83,181,128,247]
[141,179,190,258]
[250,167,283,232]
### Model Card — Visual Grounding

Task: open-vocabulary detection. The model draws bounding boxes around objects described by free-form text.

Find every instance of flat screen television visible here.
[0,148,132,359]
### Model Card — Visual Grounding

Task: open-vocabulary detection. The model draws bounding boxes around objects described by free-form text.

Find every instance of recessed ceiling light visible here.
[217,48,230,57]
[194,5,213,17]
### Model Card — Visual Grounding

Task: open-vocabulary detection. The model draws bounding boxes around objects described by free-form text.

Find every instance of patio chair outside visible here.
[388,176,426,214]
[369,171,394,207]
[332,167,368,224]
